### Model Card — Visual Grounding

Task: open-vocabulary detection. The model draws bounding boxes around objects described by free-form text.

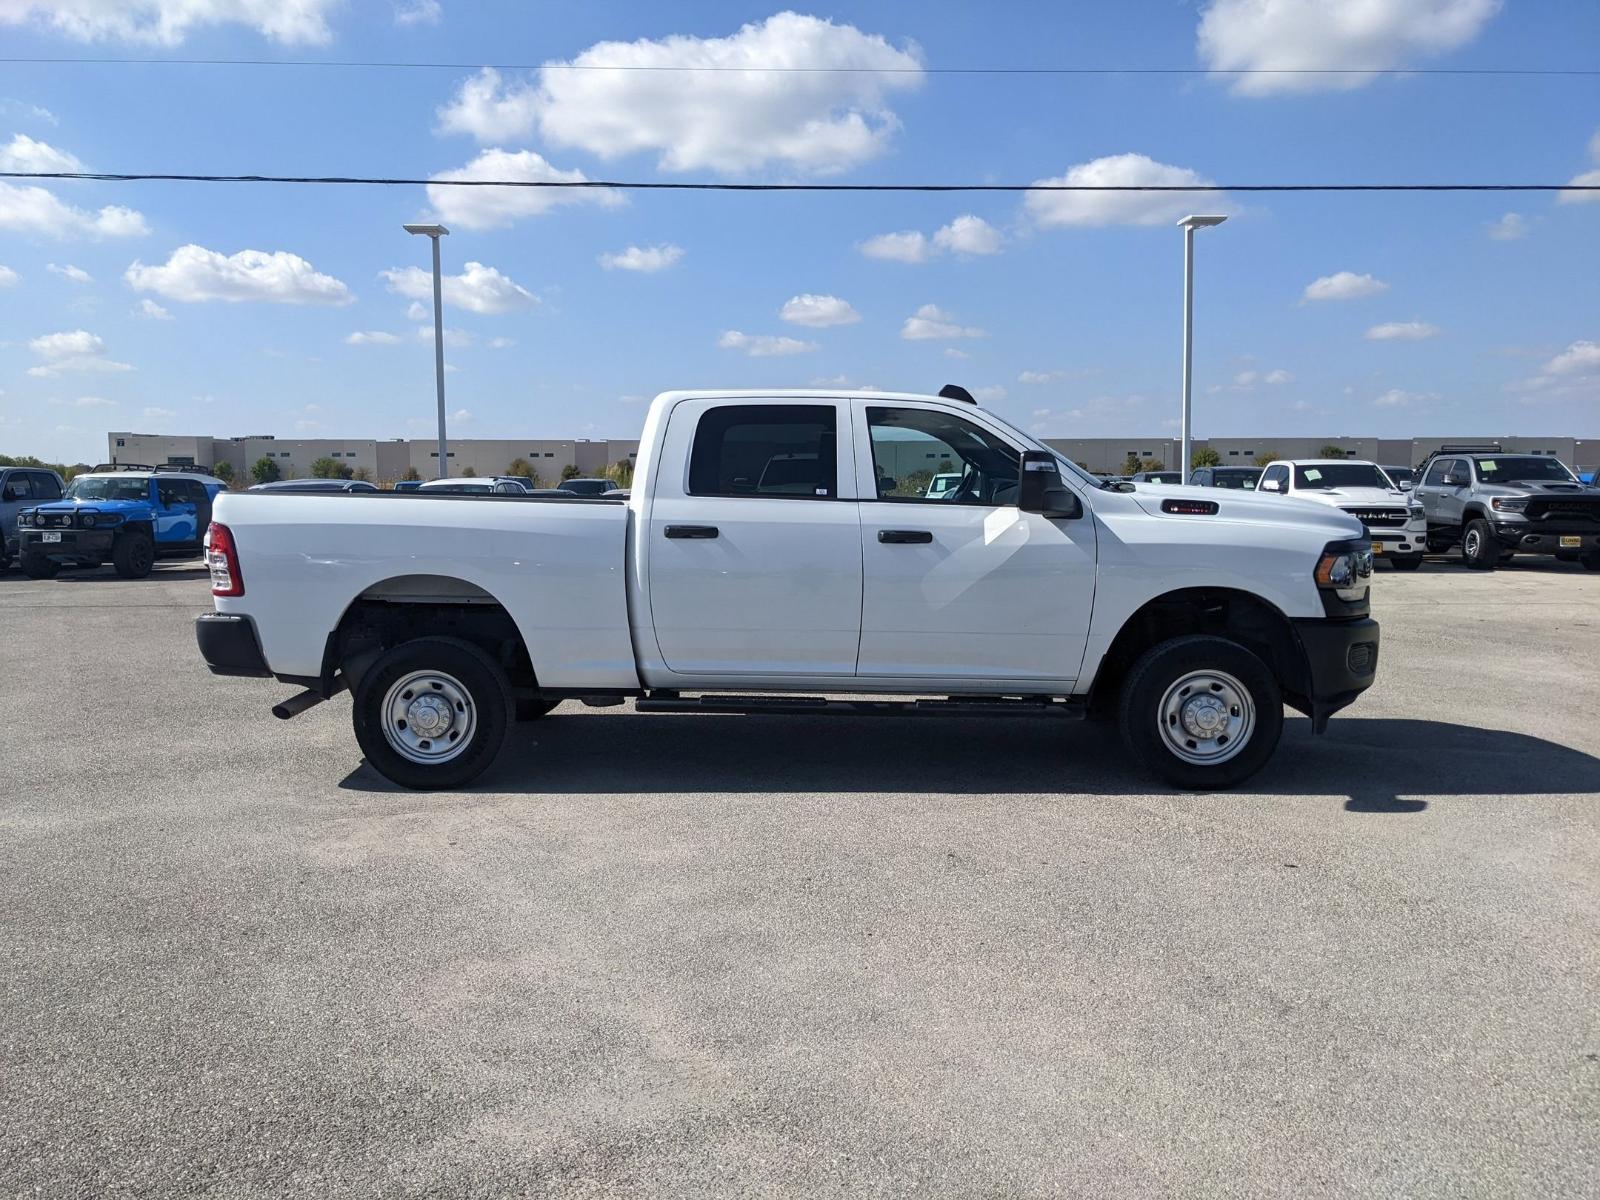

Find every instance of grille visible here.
[1528,499,1600,522]
[1340,507,1408,528]
[36,511,74,528]
[1347,642,1377,675]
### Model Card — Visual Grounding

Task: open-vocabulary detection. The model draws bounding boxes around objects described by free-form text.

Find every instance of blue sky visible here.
[0,0,1596,465]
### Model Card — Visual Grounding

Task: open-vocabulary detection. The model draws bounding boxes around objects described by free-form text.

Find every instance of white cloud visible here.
[1374,389,1438,408]
[1543,340,1600,377]
[405,301,429,321]
[0,182,147,238]
[1234,370,1259,387]
[717,330,817,357]
[394,0,440,27]
[49,395,117,408]
[436,67,539,142]
[415,325,473,348]
[1197,0,1503,96]
[426,148,622,231]
[487,336,515,349]
[28,329,133,377]
[779,294,860,328]
[971,385,1006,402]
[1019,370,1066,384]
[131,298,171,319]
[1302,271,1389,302]
[530,13,924,174]
[451,408,471,423]
[1025,154,1229,228]
[598,243,684,272]
[1558,164,1600,204]
[1486,212,1528,240]
[0,133,83,173]
[900,304,984,341]
[126,244,352,306]
[859,230,929,263]
[47,262,91,283]
[142,405,177,420]
[345,330,403,346]
[0,1,339,45]
[1264,368,1294,384]
[380,260,535,314]
[0,265,20,287]
[943,348,970,360]
[932,214,1003,256]
[1366,321,1440,341]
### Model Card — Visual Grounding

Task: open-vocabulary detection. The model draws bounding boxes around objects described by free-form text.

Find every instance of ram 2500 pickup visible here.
[195,389,1380,791]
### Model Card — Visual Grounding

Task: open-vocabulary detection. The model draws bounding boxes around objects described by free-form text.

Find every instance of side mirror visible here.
[1396,479,1414,491]
[1260,479,1280,492]
[877,476,897,494]
[1441,473,1462,487]
[1018,451,1083,519]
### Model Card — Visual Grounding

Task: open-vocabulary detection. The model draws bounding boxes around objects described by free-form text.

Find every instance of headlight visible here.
[1315,542,1374,602]
[80,513,96,527]
[33,513,47,527]
[1408,503,1425,518]
[1490,498,1527,513]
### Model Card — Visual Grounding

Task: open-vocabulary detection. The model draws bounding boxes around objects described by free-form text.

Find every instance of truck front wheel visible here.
[20,551,59,579]
[1117,635,1283,790]
[352,636,513,790]
[112,529,155,579]
[1461,519,1498,570]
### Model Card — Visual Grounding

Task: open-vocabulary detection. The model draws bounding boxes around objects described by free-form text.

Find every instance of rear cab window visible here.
[687,404,838,499]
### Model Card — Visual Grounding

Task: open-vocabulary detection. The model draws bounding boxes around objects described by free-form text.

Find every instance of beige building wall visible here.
[408,438,578,483]
[107,433,216,469]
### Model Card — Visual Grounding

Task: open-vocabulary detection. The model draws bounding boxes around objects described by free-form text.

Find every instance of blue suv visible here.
[16,465,226,579]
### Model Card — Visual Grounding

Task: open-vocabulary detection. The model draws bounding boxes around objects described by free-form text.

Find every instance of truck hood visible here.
[1127,483,1366,538]
[1475,480,1600,498]
[1287,487,1407,507]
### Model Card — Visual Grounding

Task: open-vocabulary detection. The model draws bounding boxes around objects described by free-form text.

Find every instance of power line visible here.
[0,56,1596,77]
[3,171,1596,194]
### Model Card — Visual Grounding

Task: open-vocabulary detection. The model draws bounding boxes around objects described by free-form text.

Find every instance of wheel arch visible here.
[1088,587,1313,720]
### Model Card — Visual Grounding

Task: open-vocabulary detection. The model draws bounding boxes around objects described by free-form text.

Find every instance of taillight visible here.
[206,521,244,596]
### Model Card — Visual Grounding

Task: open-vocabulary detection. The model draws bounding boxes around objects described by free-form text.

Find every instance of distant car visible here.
[603,489,630,499]
[501,476,535,491]
[925,472,962,499]
[249,478,377,493]
[1130,471,1182,485]
[1411,448,1600,570]
[392,480,424,492]
[556,478,614,497]
[15,465,226,579]
[1258,458,1426,570]
[1190,466,1263,491]
[1380,465,1416,490]
[1,465,66,570]
[418,476,530,495]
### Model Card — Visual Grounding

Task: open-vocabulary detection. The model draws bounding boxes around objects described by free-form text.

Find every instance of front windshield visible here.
[1294,464,1390,491]
[65,476,149,503]
[1213,469,1261,490]
[1475,457,1576,483]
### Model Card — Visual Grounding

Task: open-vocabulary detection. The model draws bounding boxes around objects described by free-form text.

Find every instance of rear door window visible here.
[688,405,837,499]
[29,472,62,500]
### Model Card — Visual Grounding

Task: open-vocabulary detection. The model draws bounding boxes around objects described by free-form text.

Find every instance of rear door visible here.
[645,399,863,677]
[154,478,199,543]
[853,403,1095,687]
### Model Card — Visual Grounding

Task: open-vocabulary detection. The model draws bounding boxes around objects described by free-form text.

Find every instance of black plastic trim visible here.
[1292,617,1380,733]
[195,612,271,678]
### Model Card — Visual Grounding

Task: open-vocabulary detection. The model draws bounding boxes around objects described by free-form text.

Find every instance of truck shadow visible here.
[339,713,1600,809]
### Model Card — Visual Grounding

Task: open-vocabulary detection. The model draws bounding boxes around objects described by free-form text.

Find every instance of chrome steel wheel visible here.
[1463,526,1482,558]
[1158,669,1255,767]
[381,669,477,765]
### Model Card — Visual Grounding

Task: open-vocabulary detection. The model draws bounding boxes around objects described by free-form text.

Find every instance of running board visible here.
[635,693,1085,720]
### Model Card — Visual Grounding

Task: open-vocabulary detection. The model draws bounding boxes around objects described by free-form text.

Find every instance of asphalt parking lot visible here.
[3,558,1598,1197]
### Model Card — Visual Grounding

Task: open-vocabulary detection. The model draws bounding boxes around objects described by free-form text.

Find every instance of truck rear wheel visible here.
[1117,635,1283,790]
[1461,519,1498,570]
[112,529,155,579]
[352,636,512,790]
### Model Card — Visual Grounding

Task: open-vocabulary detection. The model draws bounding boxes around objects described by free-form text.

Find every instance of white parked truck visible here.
[196,389,1380,790]
[1257,459,1427,570]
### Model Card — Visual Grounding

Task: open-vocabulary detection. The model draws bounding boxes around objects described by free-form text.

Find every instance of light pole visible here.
[1177,214,1228,480]
[403,222,450,478]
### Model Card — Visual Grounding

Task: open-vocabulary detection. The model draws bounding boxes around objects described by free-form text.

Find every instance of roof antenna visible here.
[938,384,976,404]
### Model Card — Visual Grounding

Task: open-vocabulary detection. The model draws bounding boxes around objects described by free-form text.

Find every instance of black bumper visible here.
[1292,617,1380,733]
[196,613,272,678]
[18,528,115,562]
[1492,523,1600,553]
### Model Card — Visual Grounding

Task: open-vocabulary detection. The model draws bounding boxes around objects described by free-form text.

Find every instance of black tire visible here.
[1390,554,1423,571]
[112,529,156,579]
[352,636,512,790]
[1425,537,1453,554]
[515,698,560,721]
[20,552,59,580]
[1117,634,1284,790]
[1461,519,1498,570]
[1582,552,1600,572]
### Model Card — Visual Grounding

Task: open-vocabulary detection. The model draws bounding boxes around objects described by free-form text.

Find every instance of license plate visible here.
[1371,542,1383,554]
[41,531,61,543]
[1561,535,1582,549]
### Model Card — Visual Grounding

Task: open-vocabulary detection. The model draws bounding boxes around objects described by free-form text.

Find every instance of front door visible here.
[646,400,863,677]
[854,404,1096,687]
[155,478,200,543]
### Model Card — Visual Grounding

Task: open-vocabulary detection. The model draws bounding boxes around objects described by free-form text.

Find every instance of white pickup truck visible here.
[196,389,1380,791]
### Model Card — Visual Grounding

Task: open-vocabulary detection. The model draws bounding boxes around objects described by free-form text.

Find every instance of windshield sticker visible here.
[1480,460,1497,471]
[1303,468,1322,481]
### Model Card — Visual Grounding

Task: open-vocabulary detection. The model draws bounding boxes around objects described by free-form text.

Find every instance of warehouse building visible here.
[107,430,1596,482]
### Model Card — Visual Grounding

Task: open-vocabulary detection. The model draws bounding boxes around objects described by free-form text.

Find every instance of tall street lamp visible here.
[403,222,450,478]
[1177,214,1228,480]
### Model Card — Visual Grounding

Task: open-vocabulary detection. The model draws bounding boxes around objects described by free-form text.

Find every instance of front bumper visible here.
[1492,522,1600,553]
[18,528,114,563]
[1292,617,1380,733]
[196,612,272,677]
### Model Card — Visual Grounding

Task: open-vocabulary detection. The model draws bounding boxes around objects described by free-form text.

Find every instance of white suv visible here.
[1258,459,1426,570]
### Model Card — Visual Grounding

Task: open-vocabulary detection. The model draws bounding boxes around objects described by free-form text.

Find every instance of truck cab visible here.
[1,465,66,570]
[18,465,225,579]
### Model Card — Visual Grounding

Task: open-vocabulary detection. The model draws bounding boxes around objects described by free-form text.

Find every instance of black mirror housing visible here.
[1018,451,1083,519]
